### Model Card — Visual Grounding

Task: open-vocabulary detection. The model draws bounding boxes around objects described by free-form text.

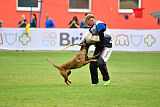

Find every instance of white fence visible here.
[0,28,160,51]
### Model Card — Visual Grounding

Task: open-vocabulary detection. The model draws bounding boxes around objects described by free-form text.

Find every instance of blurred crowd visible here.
[0,13,88,28]
[68,13,88,28]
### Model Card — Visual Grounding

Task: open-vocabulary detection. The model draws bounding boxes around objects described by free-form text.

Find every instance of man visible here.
[80,13,88,28]
[18,14,28,28]
[45,13,55,28]
[79,14,112,86]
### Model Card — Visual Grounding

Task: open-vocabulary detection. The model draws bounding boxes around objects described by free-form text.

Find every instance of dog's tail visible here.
[46,58,60,69]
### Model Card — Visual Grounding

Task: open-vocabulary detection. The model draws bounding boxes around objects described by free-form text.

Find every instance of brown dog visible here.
[46,45,100,85]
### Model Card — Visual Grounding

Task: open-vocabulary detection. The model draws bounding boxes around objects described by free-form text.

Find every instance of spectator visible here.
[18,14,28,28]
[80,13,88,28]
[68,16,80,28]
[30,14,37,28]
[0,19,2,27]
[45,13,55,28]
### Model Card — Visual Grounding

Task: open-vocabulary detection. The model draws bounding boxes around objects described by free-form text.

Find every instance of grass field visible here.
[0,51,160,107]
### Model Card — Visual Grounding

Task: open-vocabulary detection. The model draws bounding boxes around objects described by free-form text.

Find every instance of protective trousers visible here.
[89,47,112,84]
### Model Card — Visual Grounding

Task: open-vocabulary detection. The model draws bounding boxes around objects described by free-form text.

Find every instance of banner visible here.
[0,28,160,51]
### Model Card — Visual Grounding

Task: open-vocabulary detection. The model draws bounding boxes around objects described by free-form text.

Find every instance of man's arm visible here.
[18,21,23,28]
[45,21,47,28]
[68,21,73,28]
[97,23,106,33]
[78,31,90,46]
[74,22,80,28]
[95,23,106,48]
[50,19,55,28]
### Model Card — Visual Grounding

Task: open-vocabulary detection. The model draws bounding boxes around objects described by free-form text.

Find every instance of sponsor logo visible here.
[42,31,84,47]
[4,33,18,45]
[0,33,3,45]
[115,34,129,46]
[19,33,31,45]
[42,32,57,47]
[60,32,83,46]
[130,35,143,47]
[42,40,50,46]
[144,34,156,47]
[50,40,56,46]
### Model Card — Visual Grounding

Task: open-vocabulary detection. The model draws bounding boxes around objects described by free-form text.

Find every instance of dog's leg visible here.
[60,71,70,85]
[63,74,72,85]
[63,75,70,85]
[67,71,71,76]
[64,77,70,85]
[68,80,72,83]
[67,71,72,83]
[87,52,101,60]
[83,59,97,65]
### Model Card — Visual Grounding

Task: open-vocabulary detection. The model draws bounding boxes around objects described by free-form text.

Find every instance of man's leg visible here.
[98,47,112,82]
[97,57,110,81]
[89,47,100,84]
[90,61,98,84]
[100,47,112,63]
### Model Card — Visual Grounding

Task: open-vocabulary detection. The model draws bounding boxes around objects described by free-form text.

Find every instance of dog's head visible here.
[80,42,90,51]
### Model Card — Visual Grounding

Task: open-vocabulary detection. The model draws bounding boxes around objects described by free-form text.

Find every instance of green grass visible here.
[0,51,160,107]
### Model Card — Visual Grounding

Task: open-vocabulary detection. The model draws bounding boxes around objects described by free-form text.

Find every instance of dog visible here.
[46,44,100,85]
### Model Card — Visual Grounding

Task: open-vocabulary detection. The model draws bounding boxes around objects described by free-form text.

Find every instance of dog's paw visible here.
[68,80,72,83]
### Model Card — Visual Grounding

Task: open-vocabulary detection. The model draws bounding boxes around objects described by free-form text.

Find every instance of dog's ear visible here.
[80,42,86,50]
[82,42,87,47]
